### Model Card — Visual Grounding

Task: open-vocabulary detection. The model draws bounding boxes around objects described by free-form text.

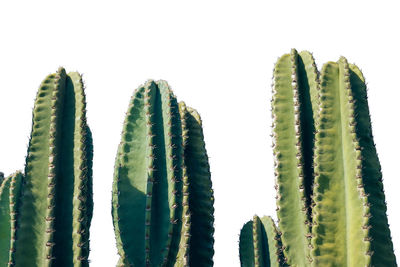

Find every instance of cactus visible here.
[239,215,285,267]
[0,68,93,266]
[239,49,397,267]
[0,172,23,265]
[112,80,214,267]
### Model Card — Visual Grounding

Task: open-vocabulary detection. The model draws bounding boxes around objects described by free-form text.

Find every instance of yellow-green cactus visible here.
[240,50,397,267]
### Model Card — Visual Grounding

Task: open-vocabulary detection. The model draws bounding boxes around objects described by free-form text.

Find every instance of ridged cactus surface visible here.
[112,80,214,267]
[0,68,93,267]
[239,49,397,267]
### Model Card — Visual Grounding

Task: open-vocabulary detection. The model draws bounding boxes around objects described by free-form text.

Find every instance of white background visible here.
[0,1,399,266]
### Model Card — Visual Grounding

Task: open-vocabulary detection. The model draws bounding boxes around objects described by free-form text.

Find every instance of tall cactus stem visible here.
[271,49,319,266]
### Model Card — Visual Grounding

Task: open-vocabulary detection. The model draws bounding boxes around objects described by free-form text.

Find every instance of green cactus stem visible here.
[112,80,214,267]
[239,216,285,267]
[240,50,397,267]
[0,172,23,266]
[271,49,319,266]
[311,58,396,266]
[6,68,94,267]
[178,102,215,267]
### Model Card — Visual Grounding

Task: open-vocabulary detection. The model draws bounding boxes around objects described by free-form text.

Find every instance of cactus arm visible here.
[311,59,370,266]
[178,102,214,267]
[272,49,317,266]
[112,80,183,266]
[0,174,12,265]
[15,69,66,266]
[348,64,397,266]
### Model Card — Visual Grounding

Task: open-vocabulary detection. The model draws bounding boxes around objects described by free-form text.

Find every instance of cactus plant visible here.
[0,68,93,266]
[112,80,214,267]
[239,215,286,267]
[0,172,23,265]
[239,49,397,267]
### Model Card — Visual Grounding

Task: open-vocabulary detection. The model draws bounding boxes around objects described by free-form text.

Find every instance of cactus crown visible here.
[239,49,397,267]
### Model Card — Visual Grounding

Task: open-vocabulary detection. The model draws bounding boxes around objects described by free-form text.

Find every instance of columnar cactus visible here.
[112,80,214,267]
[0,172,23,265]
[239,49,397,267]
[239,215,286,267]
[0,68,93,266]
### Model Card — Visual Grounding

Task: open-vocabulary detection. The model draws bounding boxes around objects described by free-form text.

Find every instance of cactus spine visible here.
[239,49,397,267]
[112,80,214,267]
[0,68,93,266]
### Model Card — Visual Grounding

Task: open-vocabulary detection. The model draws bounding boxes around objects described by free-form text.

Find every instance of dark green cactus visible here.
[0,68,93,266]
[0,172,23,265]
[239,49,397,267]
[239,215,285,267]
[112,80,214,267]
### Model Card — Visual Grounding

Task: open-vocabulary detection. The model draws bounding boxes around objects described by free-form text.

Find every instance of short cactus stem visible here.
[239,215,285,267]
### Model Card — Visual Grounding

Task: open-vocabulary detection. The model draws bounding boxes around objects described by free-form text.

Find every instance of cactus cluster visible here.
[0,50,396,267]
[0,68,93,266]
[112,80,215,267]
[239,49,397,267]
